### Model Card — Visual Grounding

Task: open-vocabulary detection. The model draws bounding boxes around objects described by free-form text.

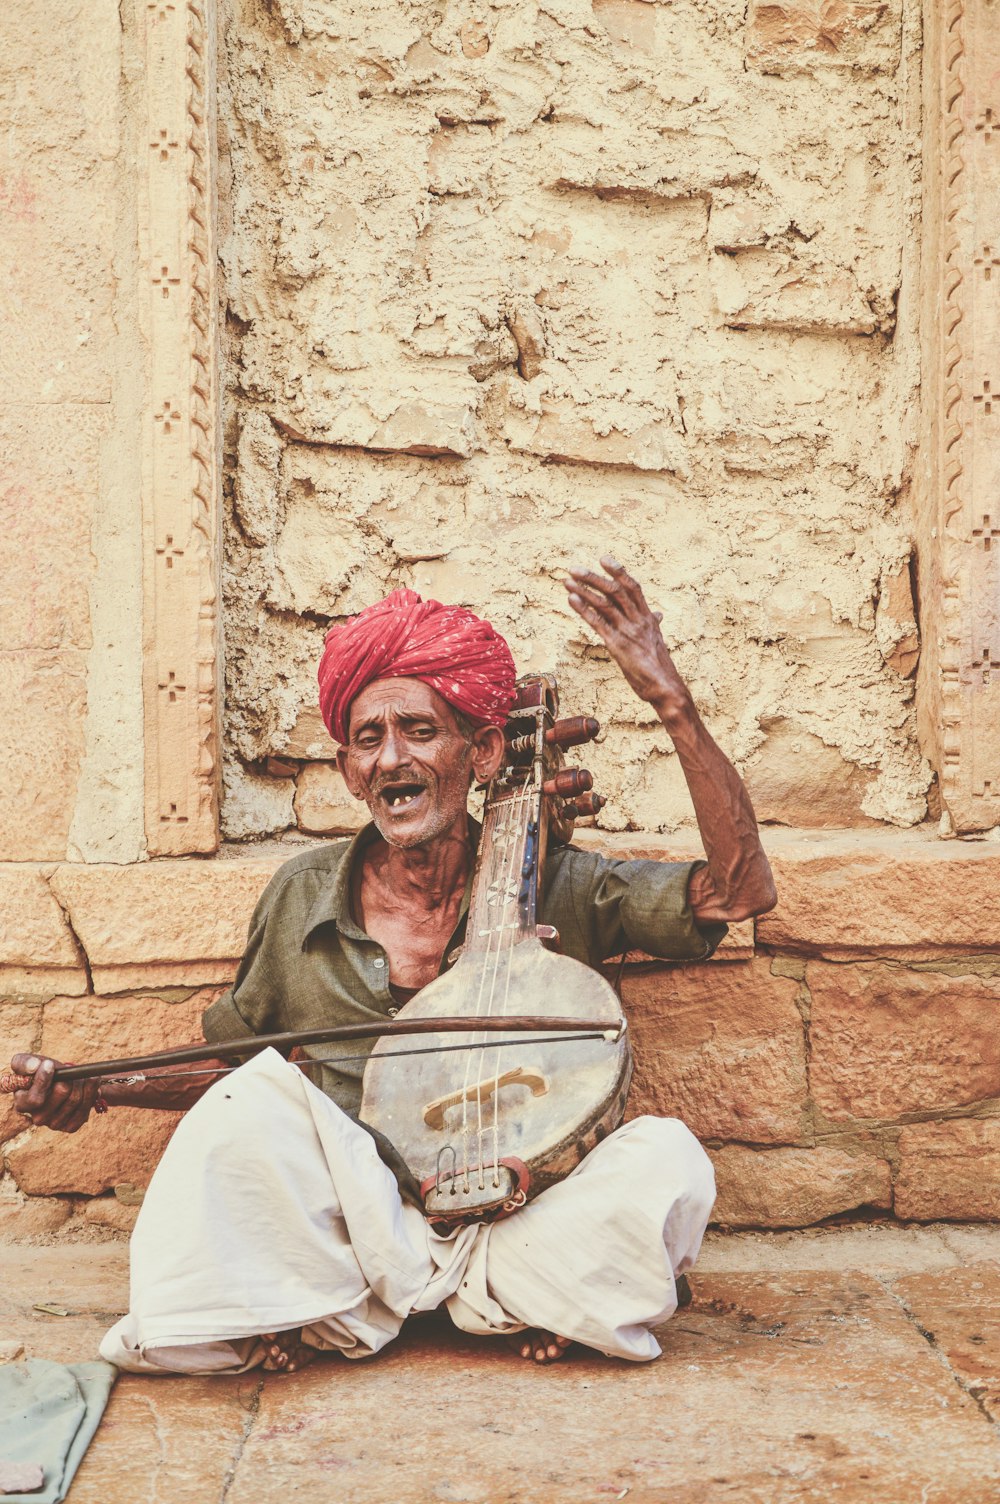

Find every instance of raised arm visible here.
[564,558,776,925]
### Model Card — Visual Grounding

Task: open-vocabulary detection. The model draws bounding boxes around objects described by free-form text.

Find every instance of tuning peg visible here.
[506,717,600,760]
[543,768,593,799]
[560,793,606,820]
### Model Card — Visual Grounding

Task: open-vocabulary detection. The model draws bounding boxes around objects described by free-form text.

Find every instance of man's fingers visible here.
[22,1058,57,1112]
[599,556,649,611]
[564,580,618,622]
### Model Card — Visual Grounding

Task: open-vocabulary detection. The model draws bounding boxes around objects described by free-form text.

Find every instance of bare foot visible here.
[511,1330,573,1363]
[260,1329,318,1373]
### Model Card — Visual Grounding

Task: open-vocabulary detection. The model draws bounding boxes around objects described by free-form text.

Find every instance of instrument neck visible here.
[464,788,544,957]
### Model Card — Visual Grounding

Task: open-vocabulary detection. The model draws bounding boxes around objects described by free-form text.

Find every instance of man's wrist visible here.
[649,684,698,734]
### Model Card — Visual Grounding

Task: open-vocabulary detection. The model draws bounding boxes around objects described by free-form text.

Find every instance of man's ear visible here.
[336,745,364,800]
[470,725,505,784]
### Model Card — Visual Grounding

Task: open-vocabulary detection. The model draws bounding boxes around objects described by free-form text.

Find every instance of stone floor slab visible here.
[3,1234,1000,1502]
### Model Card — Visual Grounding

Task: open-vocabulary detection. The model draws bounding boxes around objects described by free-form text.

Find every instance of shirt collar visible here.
[302,816,482,947]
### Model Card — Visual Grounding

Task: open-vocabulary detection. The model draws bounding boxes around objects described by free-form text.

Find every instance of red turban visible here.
[318,588,518,744]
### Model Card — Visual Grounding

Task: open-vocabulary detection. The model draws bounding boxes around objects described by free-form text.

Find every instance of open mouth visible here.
[378,783,427,814]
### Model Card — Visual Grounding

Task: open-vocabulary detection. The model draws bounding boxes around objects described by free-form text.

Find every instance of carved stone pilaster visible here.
[139,0,221,854]
[920,0,1000,832]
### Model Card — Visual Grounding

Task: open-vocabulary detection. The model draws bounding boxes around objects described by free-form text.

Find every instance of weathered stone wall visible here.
[218,0,928,843]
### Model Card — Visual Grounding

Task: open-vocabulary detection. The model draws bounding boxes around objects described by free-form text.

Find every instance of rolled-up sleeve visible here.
[545,848,728,967]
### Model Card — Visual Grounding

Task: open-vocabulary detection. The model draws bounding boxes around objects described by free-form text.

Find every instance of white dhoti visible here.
[100,1049,714,1373]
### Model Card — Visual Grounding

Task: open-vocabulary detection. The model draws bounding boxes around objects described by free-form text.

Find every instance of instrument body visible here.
[360,675,632,1227]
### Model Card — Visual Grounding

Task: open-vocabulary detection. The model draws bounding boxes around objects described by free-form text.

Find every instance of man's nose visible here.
[376,729,409,772]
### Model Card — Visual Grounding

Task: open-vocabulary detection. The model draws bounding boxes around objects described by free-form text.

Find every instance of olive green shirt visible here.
[203,822,726,1119]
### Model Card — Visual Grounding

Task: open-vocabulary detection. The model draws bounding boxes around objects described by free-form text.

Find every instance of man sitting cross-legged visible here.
[10,559,775,1373]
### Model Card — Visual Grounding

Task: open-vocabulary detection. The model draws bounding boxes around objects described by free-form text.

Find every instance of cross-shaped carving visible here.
[160,802,189,824]
[975,107,1000,143]
[972,380,995,417]
[156,534,184,570]
[152,264,180,299]
[974,245,1000,282]
[154,400,182,435]
[981,647,1000,684]
[159,671,187,704]
[150,129,179,163]
[972,515,1000,550]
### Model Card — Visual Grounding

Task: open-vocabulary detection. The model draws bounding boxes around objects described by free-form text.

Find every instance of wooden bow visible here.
[1,1014,626,1093]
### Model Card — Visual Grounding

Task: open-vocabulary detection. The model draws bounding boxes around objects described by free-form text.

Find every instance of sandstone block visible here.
[5,989,207,1195]
[506,401,687,474]
[40,990,211,1066]
[0,407,101,654]
[744,720,878,828]
[876,561,919,678]
[712,250,885,335]
[79,1195,140,1233]
[745,1,902,75]
[295,763,367,836]
[0,1194,72,1241]
[277,705,337,760]
[895,1121,1000,1222]
[808,964,1000,1121]
[756,833,1000,956]
[625,959,807,1143]
[221,759,295,841]
[0,866,87,991]
[711,1145,891,1227]
[6,1108,183,1197]
[48,859,286,986]
[0,650,87,860]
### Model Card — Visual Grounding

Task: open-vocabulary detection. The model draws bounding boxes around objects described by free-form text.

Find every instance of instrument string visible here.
[488,783,534,1187]
[459,795,518,1191]
[471,789,526,1190]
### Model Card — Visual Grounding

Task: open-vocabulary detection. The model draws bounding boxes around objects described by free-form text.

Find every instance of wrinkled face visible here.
[336,678,504,849]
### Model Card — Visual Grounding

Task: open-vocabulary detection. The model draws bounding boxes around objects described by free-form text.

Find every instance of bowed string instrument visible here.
[2,675,633,1230]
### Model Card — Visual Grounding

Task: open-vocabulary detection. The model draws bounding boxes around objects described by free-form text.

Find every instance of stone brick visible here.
[221,760,295,841]
[809,964,1000,1121]
[745,1,902,75]
[756,832,1000,956]
[625,959,806,1142]
[0,1194,72,1241]
[876,560,919,679]
[5,991,210,1196]
[48,858,285,989]
[895,1121,1000,1222]
[0,1001,43,1146]
[0,651,87,861]
[277,705,336,760]
[294,763,366,836]
[744,720,879,828]
[712,250,885,335]
[0,866,88,994]
[711,1145,891,1227]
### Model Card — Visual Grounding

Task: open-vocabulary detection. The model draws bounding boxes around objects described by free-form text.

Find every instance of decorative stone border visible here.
[920,0,1000,832]
[139,0,221,855]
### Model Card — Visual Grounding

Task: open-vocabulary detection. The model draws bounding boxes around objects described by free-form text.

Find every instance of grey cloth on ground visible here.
[0,1360,116,1503]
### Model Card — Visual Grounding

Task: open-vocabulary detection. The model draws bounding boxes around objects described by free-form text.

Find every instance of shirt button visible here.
[373,957,385,968]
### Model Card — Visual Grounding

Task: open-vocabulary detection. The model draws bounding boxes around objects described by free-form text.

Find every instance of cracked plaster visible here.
[218,0,930,839]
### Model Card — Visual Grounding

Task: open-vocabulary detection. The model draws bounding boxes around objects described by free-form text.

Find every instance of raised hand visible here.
[9,1053,98,1133]
[563,557,690,720]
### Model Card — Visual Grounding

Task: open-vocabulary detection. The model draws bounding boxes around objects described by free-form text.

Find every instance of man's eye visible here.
[410,726,436,739]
